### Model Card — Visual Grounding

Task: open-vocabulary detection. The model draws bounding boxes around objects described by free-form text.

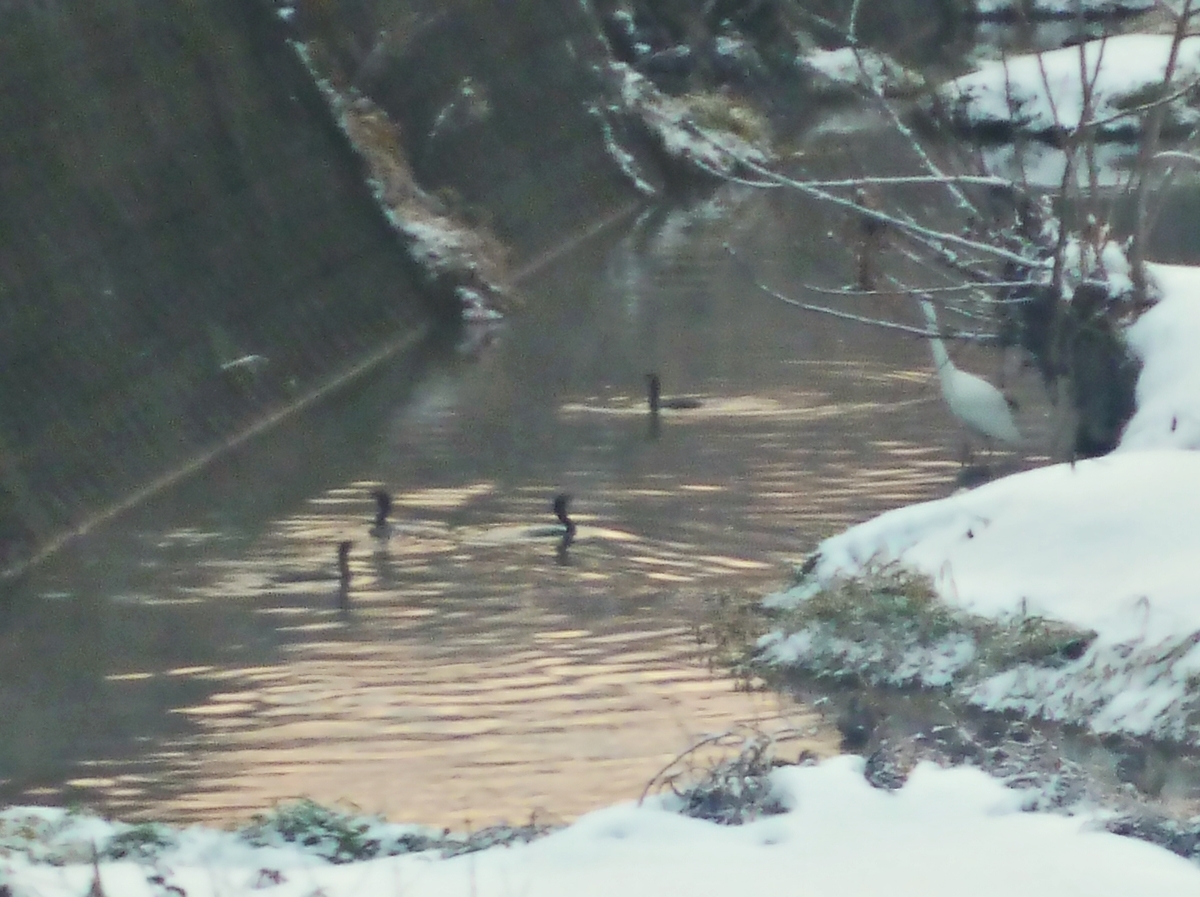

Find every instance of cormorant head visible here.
[552,493,571,526]
[371,489,392,527]
[337,540,353,564]
[646,373,661,412]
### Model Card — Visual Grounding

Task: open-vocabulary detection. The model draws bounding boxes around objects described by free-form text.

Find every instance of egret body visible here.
[919,300,1020,451]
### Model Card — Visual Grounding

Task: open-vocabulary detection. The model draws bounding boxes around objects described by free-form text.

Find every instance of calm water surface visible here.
[0,185,1052,827]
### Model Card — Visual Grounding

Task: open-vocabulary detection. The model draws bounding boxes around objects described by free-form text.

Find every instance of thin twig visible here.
[795,175,1013,189]
[726,245,994,341]
[1090,71,1200,131]
[639,730,737,805]
[734,156,1047,268]
[801,280,1035,299]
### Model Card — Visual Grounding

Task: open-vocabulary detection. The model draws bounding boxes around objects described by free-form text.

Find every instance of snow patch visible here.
[941,35,1200,136]
[6,759,1200,896]
[1119,262,1200,451]
[804,47,925,97]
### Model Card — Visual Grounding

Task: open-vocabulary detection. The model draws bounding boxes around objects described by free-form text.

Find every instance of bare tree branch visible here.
[725,244,996,342]
[732,155,1048,268]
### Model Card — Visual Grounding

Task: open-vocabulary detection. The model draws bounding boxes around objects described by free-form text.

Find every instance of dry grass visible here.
[784,565,959,646]
[682,92,771,145]
[639,725,818,825]
[700,565,1097,690]
[694,589,778,687]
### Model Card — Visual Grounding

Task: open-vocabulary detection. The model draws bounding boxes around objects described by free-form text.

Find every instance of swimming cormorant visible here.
[369,489,394,539]
[647,373,703,414]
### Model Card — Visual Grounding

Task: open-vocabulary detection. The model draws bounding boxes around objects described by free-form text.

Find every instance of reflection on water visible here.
[0,187,1050,827]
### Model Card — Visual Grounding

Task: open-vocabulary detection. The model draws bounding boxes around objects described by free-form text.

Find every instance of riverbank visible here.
[4,752,1199,896]
[744,260,1200,861]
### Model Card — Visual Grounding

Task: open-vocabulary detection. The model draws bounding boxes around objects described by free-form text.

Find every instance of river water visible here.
[0,182,1053,828]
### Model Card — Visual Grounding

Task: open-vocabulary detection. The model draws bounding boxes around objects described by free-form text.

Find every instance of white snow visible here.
[606,62,770,178]
[1059,233,1135,298]
[979,140,1138,188]
[805,47,925,96]
[811,450,1200,642]
[5,757,1200,896]
[1119,262,1200,450]
[289,40,507,321]
[943,34,1200,134]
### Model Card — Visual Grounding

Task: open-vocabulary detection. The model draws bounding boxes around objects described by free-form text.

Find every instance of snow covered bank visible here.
[973,0,1152,19]
[290,42,511,323]
[941,34,1200,138]
[803,48,926,99]
[595,63,772,191]
[1120,262,1200,451]
[762,450,1200,740]
[759,261,1200,743]
[5,757,1200,896]
[811,450,1199,641]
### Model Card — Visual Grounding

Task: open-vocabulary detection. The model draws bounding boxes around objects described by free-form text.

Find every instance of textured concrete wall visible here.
[0,0,428,563]
[0,0,646,572]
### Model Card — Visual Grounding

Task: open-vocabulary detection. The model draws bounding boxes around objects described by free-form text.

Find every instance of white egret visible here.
[918,299,1020,460]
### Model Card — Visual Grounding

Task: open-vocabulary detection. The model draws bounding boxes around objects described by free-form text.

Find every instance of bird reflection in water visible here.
[553,493,575,564]
[365,488,576,565]
[336,540,353,612]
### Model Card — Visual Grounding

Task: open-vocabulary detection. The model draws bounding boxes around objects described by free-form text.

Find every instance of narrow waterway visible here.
[0,184,1052,828]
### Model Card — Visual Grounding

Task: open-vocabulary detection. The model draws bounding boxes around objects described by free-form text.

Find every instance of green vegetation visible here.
[783,566,959,646]
[700,566,1096,689]
[977,613,1095,670]
[238,799,556,861]
[695,589,776,687]
[1110,81,1172,112]
[103,822,177,860]
[240,799,385,863]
